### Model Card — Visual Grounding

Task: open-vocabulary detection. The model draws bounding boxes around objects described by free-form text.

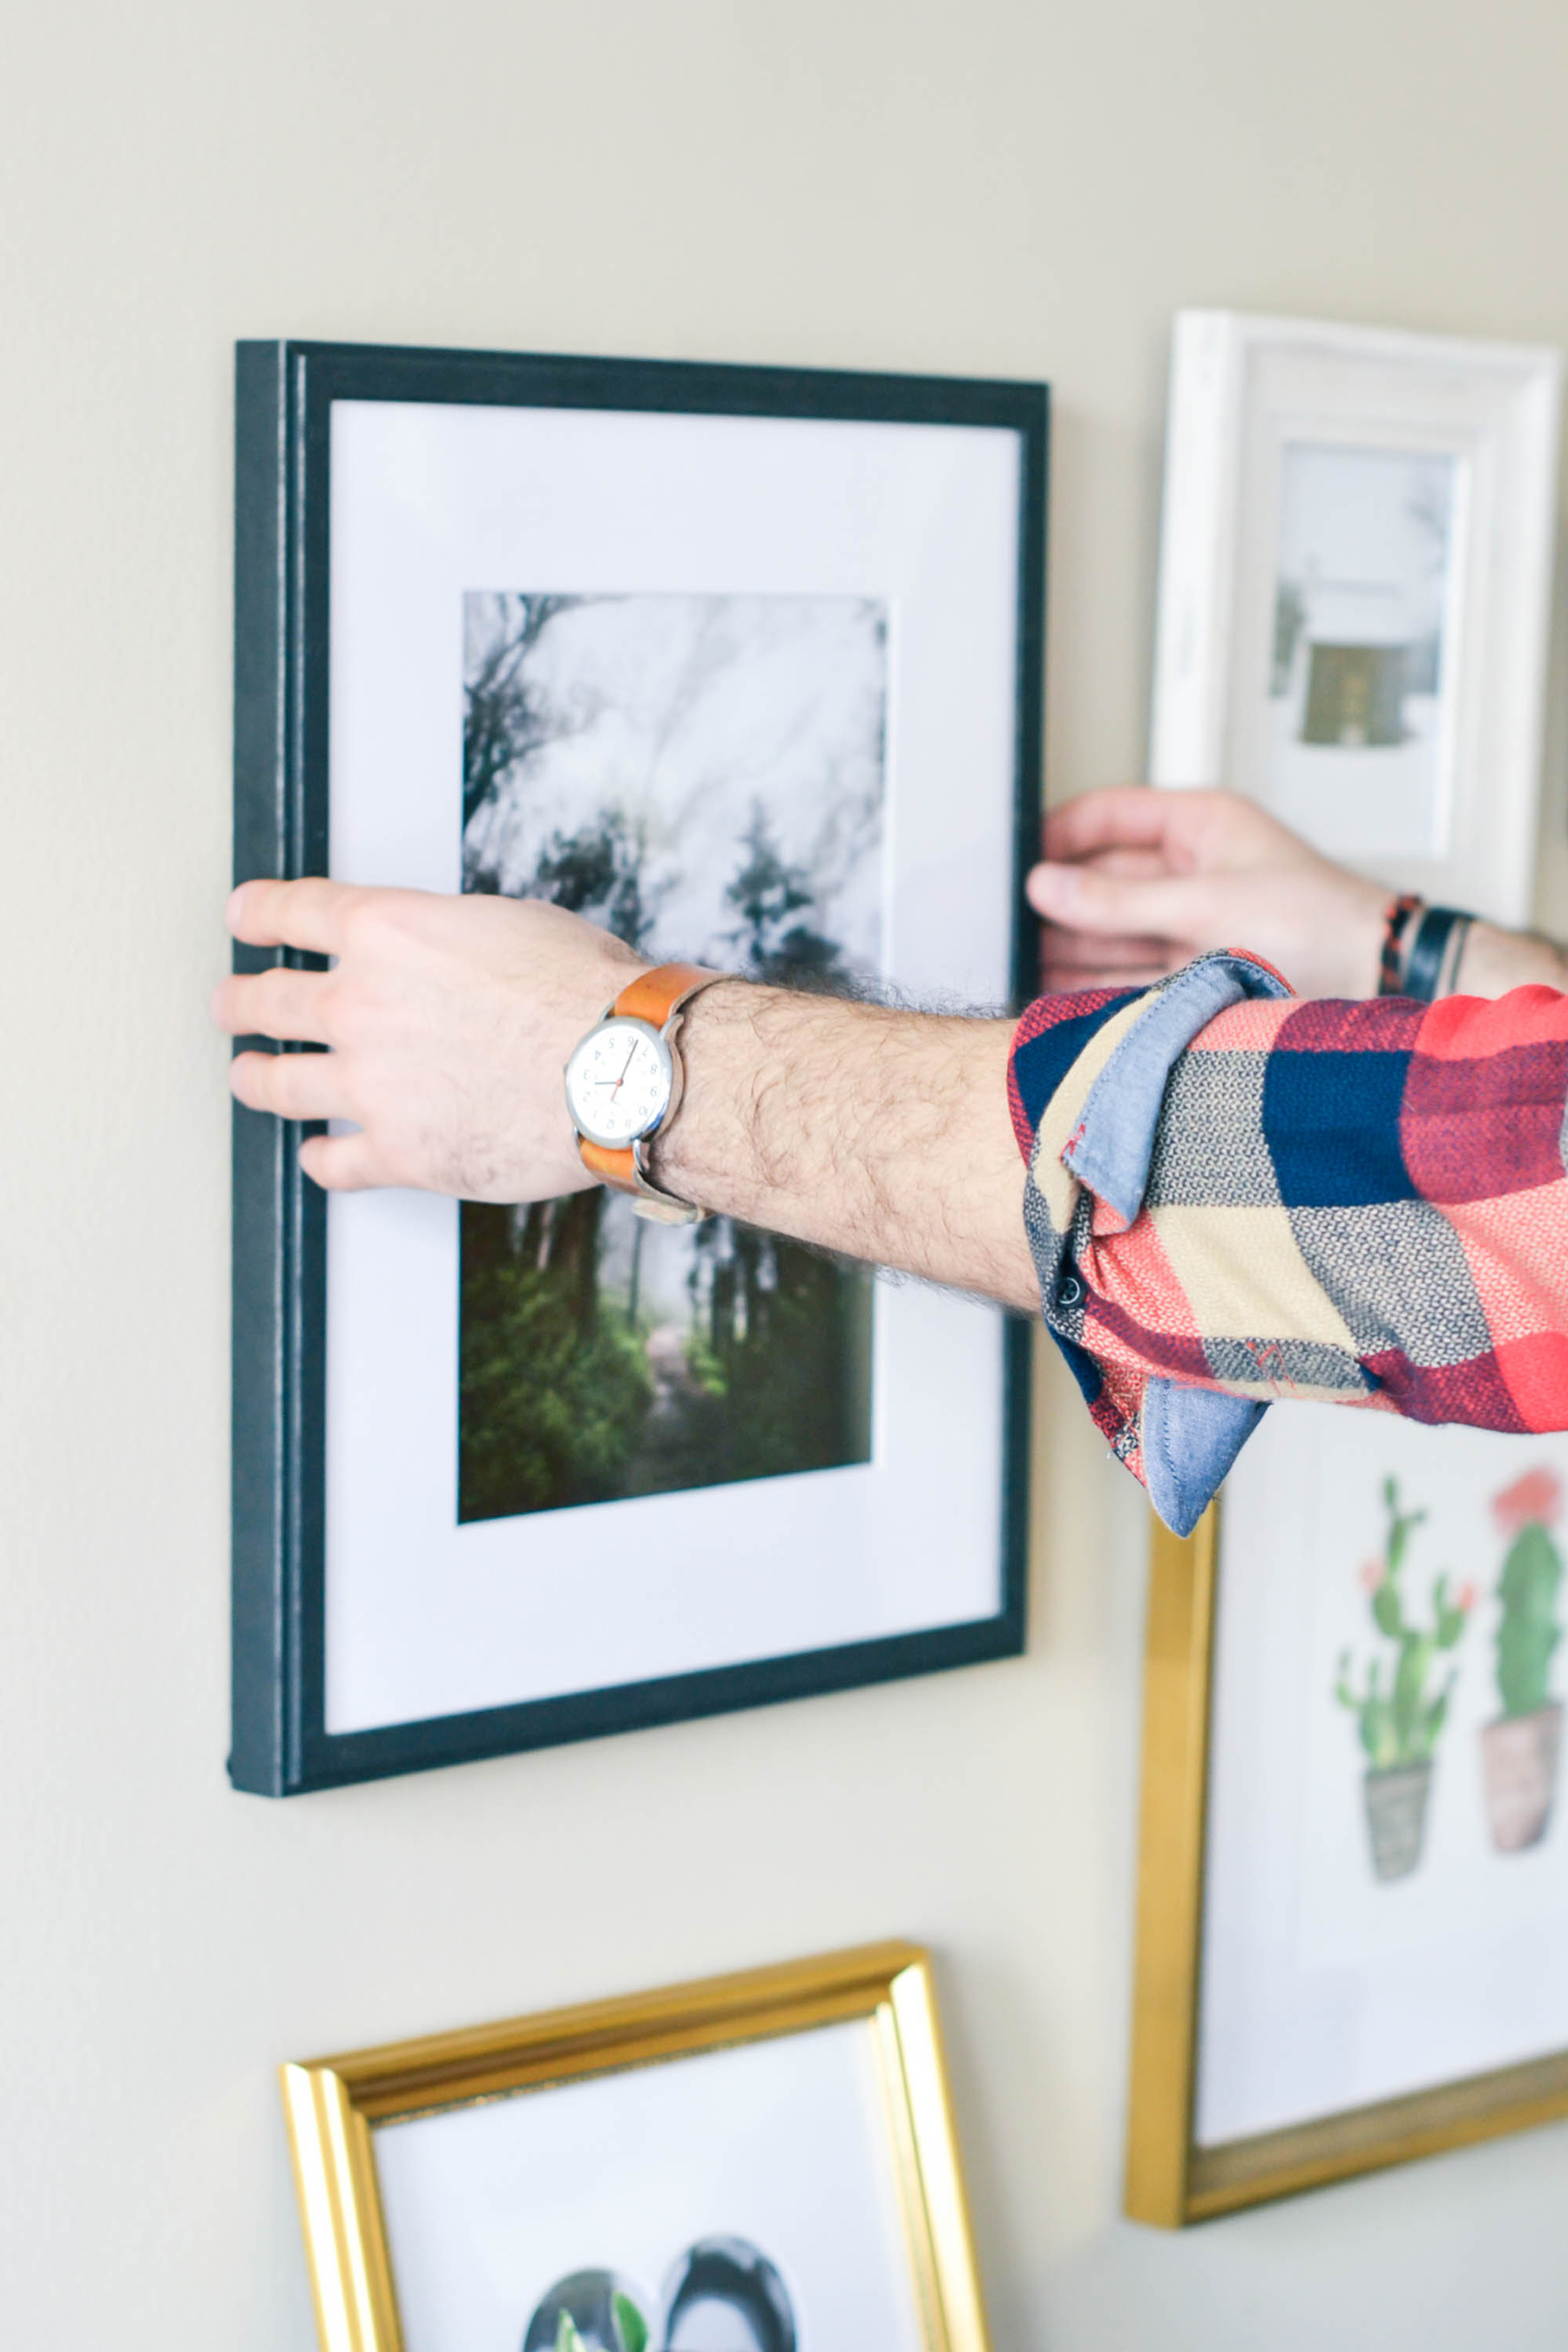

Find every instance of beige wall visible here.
[4,3,1567,2343]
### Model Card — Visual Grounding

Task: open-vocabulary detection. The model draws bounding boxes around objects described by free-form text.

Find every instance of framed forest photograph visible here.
[230,340,1046,1794]
[1125,1405,1568,2225]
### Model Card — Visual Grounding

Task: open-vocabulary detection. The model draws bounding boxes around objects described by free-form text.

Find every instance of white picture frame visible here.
[1150,309,1562,925]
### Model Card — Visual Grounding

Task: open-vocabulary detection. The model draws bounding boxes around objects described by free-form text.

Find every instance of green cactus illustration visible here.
[1493,1484,1564,1720]
[612,2295,649,2352]
[1336,1477,1474,1770]
[552,2301,649,2352]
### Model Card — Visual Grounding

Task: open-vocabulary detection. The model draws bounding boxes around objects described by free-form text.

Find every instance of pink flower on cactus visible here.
[1456,1582,1477,1614]
[1358,1558,1383,1594]
[1492,1467,1563,1540]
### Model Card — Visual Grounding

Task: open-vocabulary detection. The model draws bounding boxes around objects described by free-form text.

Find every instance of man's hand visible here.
[211,874,1038,1309]
[212,880,644,1198]
[1026,787,1388,998]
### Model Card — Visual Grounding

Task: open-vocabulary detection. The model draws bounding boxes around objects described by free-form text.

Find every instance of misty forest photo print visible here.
[457,591,888,1525]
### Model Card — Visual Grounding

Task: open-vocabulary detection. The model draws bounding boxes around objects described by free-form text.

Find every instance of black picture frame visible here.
[231,338,1047,1795]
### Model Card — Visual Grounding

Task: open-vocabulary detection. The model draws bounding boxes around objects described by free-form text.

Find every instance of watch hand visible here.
[612,1042,638,1096]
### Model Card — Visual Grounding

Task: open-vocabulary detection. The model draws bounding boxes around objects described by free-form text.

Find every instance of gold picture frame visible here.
[283,1939,989,2350]
[1125,1506,1568,2226]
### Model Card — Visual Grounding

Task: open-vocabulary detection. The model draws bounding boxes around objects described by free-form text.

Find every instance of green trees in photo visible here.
[683,1219,873,1486]
[460,1197,653,1522]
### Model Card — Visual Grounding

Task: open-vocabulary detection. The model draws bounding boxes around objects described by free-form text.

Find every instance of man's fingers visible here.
[229,1048,351,1123]
[1042,967,1171,997]
[1026,859,1203,939]
[227,876,356,954]
[1076,846,1172,882]
[297,1131,383,1193]
[1043,787,1181,863]
[1037,923,1173,971]
[212,965,335,1043]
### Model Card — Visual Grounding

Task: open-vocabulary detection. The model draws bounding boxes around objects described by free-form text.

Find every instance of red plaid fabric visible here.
[1008,954,1568,1533]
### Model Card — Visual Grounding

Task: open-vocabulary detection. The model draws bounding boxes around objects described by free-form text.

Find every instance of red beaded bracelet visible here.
[1378,892,1422,996]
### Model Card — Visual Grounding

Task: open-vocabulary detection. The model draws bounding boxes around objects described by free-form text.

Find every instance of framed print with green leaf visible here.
[280,1942,990,2352]
[1125,1406,1568,2226]
[230,341,1045,1793]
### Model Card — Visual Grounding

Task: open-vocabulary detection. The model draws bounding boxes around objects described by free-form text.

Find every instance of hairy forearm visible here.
[1457,921,1568,999]
[651,982,1039,1312]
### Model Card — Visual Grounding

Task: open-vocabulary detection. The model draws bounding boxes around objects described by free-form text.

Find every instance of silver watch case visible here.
[563,1008,705,1225]
[562,1013,679,1150]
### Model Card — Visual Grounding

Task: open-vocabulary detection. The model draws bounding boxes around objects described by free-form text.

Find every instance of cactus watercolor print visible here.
[1191,1405,1568,2156]
[1335,1478,1475,1882]
[520,2276,651,2352]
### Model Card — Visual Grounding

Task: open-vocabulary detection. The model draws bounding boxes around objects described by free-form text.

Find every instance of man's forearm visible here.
[652,982,1039,1312]
[1456,920,1568,999]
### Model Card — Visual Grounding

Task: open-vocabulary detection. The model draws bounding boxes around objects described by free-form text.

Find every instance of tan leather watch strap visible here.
[578,1138,636,1191]
[611,961,714,1028]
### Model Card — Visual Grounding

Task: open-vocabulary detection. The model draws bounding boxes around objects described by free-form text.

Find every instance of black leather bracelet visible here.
[1402,904,1473,1003]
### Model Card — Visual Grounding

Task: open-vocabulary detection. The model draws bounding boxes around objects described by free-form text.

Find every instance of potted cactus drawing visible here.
[1335,1478,1475,1882]
[1481,1468,1565,1852]
[556,2308,647,2352]
[524,2275,650,2352]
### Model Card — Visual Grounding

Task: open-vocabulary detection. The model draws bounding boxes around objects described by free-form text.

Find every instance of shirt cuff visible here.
[1007,952,1293,1535]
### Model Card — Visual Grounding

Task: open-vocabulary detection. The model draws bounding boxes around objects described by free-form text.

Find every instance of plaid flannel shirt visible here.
[1007,950,1568,1536]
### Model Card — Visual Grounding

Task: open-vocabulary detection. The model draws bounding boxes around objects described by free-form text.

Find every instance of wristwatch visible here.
[564,963,727,1224]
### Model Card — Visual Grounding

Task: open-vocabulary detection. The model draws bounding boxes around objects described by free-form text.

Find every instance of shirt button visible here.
[1058,1274,1084,1308]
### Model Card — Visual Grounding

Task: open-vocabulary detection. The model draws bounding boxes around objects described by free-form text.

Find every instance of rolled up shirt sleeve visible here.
[1007,950,1568,1535]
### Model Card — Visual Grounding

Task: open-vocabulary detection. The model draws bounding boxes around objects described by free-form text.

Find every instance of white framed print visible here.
[1149,309,1562,924]
[280,1943,990,2352]
[229,341,1046,1793]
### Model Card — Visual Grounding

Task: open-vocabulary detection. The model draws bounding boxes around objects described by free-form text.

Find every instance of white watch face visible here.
[564,1018,673,1147]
